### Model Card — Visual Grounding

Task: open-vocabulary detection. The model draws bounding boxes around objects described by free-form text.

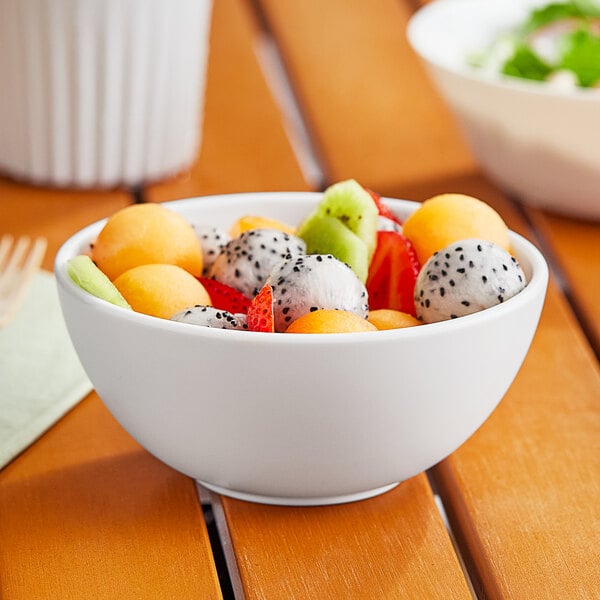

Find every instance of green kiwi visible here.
[67,255,131,309]
[297,214,369,282]
[314,179,378,259]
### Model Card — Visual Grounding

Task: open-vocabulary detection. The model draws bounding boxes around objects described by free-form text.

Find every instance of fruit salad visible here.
[66,180,527,334]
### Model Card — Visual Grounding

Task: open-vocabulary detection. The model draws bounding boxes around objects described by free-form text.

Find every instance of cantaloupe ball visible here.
[92,203,203,281]
[229,215,296,238]
[113,264,211,319]
[402,194,511,265]
[285,309,377,334]
[367,309,422,330]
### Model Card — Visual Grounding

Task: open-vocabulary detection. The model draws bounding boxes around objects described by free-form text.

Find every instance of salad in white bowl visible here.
[407,0,600,221]
[470,0,600,90]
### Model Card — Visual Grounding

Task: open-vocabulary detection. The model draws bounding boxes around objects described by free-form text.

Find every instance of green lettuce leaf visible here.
[558,28,600,86]
[501,44,554,81]
[523,1,600,32]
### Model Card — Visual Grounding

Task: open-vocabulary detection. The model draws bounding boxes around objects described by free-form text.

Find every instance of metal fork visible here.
[0,235,47,328]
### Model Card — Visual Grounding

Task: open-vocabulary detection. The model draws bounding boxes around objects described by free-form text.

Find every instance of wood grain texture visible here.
[146,0,310,203]
[258,0,475,192]
[524,209,600,355]
[221,475,472,599]
[0,393,223,599]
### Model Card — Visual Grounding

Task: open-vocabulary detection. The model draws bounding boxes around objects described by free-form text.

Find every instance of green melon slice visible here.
[315,179,378,259]
[67,255,131,309]
[297,214,369,282]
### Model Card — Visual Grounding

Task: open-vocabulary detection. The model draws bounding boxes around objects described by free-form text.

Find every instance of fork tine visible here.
[1,236,30,283]
[22,237,47,273]
[0,235,47,328]
[0,234,14,271]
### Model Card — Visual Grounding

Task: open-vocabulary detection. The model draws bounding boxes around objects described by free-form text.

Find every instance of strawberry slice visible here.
[366,230,421,316]
[247,284,275,332]
[198,277,251,314]
[365,188,403,226]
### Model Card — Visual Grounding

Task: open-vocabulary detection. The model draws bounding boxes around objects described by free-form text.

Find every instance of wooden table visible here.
[1,1,599,598]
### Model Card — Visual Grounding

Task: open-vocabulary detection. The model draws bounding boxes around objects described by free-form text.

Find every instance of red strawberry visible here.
[247,284,275,332]
[198,277,251,314]
[366,230,421,316]
[365,188,403,226]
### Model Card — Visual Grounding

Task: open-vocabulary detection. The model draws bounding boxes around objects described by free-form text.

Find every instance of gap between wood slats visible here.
[245,0,326,191]
[202,486,247,600]
[516,200,600,362]
[195,483,238,600]
[427,472,480,599]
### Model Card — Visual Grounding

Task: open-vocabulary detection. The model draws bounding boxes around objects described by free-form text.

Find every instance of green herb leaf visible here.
[501,45,554,81]
[558,28,600,86]
[523,3,585,32]
[523,1,600,32]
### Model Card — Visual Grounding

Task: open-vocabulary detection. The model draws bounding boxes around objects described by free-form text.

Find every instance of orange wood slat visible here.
[0,394,222,599]
[219,475,472,599]
[524,209,600,354]
[258,0,475,192]
[146,0,310,203]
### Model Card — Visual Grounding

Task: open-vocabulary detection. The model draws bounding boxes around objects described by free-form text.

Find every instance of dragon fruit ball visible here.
[209,229,306,298]
[192,223,230,277]
[268,254,369,333]
[414,239,527,323]
[171,305,248,330]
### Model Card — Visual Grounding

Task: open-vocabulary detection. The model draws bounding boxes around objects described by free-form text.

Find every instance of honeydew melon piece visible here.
[67,255,131,309]
[314,179,378,259]
[297,214,369,283]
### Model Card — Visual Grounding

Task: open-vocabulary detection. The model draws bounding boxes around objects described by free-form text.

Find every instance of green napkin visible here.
[0,271,92,468]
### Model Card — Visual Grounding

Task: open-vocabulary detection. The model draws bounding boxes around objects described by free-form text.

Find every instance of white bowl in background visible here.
[55,193,548,505]
[407,0,600,221]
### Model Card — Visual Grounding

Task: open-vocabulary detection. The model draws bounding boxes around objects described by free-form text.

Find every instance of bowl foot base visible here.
[196,480,400,506]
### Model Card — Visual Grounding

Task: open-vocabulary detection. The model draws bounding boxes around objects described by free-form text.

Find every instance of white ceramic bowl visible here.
[407,0,600,221]
[55,193,548,505]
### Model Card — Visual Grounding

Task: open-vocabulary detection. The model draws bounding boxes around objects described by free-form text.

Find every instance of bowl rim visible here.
[406,0,600,102]
[54,191,549,346]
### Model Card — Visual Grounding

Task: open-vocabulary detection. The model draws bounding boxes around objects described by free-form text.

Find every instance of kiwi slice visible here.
[67,255,131,309]
[297,214,369,282]
[314,179,378,259]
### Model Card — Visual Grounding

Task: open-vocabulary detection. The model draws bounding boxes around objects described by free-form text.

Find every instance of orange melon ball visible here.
[402,194,511,265]
[229,215,296,238]
[367,309,422,330]
[92,203,203,281]
[113,264,211,319]
[285,309,377,334]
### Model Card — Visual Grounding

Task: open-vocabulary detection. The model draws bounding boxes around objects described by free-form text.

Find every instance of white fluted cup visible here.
[0,0,212,188]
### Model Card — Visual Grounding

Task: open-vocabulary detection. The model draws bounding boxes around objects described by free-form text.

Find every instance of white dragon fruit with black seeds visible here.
[209,228,306,298]
[192,223,231,276]
[268,254,369,332]
[414,238,527,323]
[171,305,248,330]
